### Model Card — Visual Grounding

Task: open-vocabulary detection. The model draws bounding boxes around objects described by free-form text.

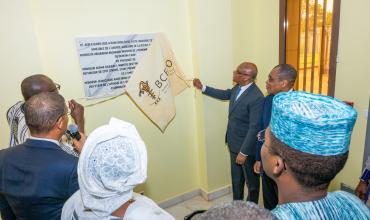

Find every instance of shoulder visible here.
[251,83,263,92]
[0,148,10,163]
[330,191,366,205]
[273,192,370,220]
[7,101,24,113]
[264,94,274,105]
[33,142,79,169]
[8,101,23,110]
[0,145,28,171]
[126,193,175,220]
[248,85,264,103]
[0,144,25,156]
[249,84,264,98]
[328,191,370,218]
[6,101,24,118]
[265,94,274,100]
[272,202,307,220]
[55,150,79,167]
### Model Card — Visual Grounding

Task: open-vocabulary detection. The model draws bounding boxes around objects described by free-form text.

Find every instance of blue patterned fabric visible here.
[272,191,370,220]
[270,91,357,156]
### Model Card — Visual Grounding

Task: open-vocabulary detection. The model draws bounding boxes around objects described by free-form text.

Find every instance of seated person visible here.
[62,118,174,220]
[0,92,79,220]
[198,201,276,220]
[6,74,84,156]
[261,91,370,219]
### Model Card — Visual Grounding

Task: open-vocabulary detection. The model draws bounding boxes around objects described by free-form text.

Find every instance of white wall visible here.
[2,0,363,206]
[0,0,43,144]
[0,0,200,203]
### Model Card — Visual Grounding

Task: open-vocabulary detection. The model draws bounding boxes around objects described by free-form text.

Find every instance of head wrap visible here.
[270,91,357,156]
[78,117,147,217]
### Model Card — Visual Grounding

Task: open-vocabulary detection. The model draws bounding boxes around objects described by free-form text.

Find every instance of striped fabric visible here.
[7,101,28,147]
[272,191,370,220]
[6,101,79,157]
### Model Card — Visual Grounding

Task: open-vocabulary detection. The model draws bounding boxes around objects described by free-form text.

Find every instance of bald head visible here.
[233,62,258,86]
[21,74,58,101]
[239,62,258,80]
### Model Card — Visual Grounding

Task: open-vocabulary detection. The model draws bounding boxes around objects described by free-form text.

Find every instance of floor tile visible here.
[165,203,194,220]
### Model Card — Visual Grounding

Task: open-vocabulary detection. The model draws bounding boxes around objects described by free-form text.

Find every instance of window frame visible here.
[279,0,341,97]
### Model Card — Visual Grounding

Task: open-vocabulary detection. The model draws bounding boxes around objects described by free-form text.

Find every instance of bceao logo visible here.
[154,59,173,90]
[138,59,174,105]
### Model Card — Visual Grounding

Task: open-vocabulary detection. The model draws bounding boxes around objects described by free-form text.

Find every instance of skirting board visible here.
[158,185,231,209]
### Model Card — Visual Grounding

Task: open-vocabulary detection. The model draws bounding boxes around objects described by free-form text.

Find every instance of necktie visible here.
[235,86,242,101]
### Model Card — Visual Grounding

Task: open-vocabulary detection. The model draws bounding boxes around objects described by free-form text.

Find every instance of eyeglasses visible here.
[257,129,266,142]
[55,107,71,122]
[233,70,250,77]
[49,83,61,93]
[54,83,61,91]
[267,76,282,83]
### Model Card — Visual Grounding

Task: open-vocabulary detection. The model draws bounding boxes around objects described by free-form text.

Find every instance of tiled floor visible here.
[165,188,265,220]
[165,193,233,220]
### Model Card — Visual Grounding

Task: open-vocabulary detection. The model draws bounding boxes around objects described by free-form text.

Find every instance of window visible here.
[279,0,341,96]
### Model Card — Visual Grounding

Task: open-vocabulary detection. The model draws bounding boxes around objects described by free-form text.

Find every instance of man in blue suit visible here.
[253,64,297,210]
[0,92,83,220]
[193,62,264,203]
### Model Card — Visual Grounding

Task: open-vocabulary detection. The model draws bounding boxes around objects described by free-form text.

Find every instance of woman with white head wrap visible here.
[62,118,174,220]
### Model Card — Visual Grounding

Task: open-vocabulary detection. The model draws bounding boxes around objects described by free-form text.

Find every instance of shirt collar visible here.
[239,82,253,91]
[29,136,60,146]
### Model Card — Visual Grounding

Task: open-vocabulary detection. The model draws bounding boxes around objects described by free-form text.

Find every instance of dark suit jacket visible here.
[0,139,79,220]
[255,94,274,161]
[204,83,264,156]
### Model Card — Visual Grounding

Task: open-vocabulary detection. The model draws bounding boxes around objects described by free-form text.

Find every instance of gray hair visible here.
[273,64,297,85]
[24,92,66,134]
[198,201,276,220]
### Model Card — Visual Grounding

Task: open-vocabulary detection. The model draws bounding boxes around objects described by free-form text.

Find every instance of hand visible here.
[236,153,247,165]
[254,161,261,174]
[68,99,85,133]
[355,180,368,201]
[72,132,87,153]
[193,78,203,90]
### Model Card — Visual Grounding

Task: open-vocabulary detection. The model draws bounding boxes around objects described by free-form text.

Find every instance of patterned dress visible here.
[6,101,79,157]
[272,191,370,220]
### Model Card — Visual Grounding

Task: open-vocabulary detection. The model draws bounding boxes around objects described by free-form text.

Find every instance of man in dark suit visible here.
[193,62,264,203]
[253,64,297,210]
[0,92,84,220]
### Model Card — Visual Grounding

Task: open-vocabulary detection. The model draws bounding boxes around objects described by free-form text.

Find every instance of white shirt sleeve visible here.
[201,85,207,92]
[239,152,247,157]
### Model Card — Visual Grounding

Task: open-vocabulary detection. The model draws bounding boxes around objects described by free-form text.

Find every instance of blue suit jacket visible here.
[204,83,264,155]
[0,139,79,220]
[256,94,274,161]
